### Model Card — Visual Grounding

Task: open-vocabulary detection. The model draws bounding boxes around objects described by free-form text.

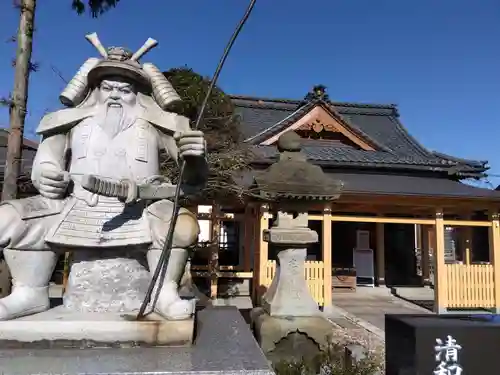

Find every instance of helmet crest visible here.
[59,33,180,110]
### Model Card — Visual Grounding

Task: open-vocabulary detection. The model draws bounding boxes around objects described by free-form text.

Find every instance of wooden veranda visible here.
[190,190,500,314]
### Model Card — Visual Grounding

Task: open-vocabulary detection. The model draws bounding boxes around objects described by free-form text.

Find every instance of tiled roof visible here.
[231,95,487,175]
[251,145,480,174]
[326,172,500,199]
[240,169,500,200]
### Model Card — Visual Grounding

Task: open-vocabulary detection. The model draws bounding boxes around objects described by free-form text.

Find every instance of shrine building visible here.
[190,86,500,314]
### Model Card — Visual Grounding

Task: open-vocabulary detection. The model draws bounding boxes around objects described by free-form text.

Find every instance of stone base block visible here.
[251,307,333,363]
[0,307,273,375]
[64,256,151,313]
[0,306,194,348]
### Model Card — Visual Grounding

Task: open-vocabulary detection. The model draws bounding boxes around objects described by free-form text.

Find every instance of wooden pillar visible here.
[433,209,447,314]
[243,204,253,272]
[489,213,500,313]
[421,225,431,285]
[322,204,332,307]
[375,222,385,286]
[489,213,495,263]
[251,206,260,304]
[209,204,221,299]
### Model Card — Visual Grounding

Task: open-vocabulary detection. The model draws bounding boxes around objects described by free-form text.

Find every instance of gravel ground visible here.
[329,323,385,373]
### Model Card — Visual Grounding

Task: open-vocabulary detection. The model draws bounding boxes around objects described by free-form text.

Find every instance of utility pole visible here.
[2,0,37,201]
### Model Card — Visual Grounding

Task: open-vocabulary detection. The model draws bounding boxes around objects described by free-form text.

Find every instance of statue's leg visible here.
[147,208,200,320]
[0,205,58,320]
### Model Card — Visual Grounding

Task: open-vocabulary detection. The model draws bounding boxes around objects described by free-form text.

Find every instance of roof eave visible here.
[432,151,488,170]
[249,157,486,177]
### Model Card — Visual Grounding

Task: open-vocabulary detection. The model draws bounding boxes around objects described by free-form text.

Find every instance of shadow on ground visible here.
[50,297,63,308]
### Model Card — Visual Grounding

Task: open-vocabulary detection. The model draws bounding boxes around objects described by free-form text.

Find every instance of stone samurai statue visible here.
[0,33,208,321]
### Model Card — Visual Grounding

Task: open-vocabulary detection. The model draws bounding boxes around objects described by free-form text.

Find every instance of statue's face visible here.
[97,78,138,108]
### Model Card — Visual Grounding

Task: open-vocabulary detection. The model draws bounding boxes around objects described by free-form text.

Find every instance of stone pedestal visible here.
[253,212,333,362]
[252,307,333,363]
[0,306,194,348]
[0,255,195,348]
[0,307,274,375]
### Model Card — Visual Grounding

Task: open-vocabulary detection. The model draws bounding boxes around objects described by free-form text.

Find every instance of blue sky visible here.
[0,0,499,185]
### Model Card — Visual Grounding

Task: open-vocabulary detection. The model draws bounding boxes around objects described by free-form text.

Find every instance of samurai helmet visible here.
[59,32,181,110]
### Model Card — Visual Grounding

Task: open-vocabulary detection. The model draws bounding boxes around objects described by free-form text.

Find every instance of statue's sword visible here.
[134,0,258,320]
[80,174,184,202]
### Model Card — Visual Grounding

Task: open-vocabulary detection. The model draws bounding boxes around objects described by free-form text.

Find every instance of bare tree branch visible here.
[161,145,258,204]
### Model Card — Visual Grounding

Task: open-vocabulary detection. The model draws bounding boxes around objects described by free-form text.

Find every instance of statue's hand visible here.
[174,130,206,159]
[38,170,69,199]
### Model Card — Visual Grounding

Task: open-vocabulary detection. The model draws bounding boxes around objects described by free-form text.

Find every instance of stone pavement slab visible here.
[329,287,431,333]
[0,307,274,375]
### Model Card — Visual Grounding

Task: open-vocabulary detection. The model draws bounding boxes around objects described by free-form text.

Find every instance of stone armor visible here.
[47,117,174,249]
[1,118,199,251]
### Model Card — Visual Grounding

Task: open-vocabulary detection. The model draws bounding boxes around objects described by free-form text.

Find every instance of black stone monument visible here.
[386,314,500,375]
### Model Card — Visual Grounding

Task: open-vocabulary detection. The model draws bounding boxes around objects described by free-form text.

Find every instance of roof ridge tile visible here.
[230,95,398,111]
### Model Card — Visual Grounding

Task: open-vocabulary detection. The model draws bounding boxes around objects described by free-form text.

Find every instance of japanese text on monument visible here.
[434,335,463,375]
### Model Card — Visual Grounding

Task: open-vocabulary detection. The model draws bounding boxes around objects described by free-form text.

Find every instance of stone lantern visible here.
[251,131,343,361]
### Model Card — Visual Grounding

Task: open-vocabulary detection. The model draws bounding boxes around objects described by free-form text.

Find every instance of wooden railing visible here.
[446,263,495,308]
[264,260,325,306]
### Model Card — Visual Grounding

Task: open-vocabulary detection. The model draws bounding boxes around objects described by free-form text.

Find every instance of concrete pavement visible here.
[328,286,431,334]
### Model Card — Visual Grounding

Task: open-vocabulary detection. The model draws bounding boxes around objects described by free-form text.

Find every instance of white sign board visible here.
[353,248,375,287]
[356,230,370,249]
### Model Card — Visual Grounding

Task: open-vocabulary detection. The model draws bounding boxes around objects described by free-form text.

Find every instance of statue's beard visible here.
[94,102,139,139]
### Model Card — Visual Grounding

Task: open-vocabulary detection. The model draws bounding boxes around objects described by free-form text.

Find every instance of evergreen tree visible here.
[162,67,252,203]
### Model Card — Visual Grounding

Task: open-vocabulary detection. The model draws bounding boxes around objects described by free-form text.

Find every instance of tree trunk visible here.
[2,0,37,201]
